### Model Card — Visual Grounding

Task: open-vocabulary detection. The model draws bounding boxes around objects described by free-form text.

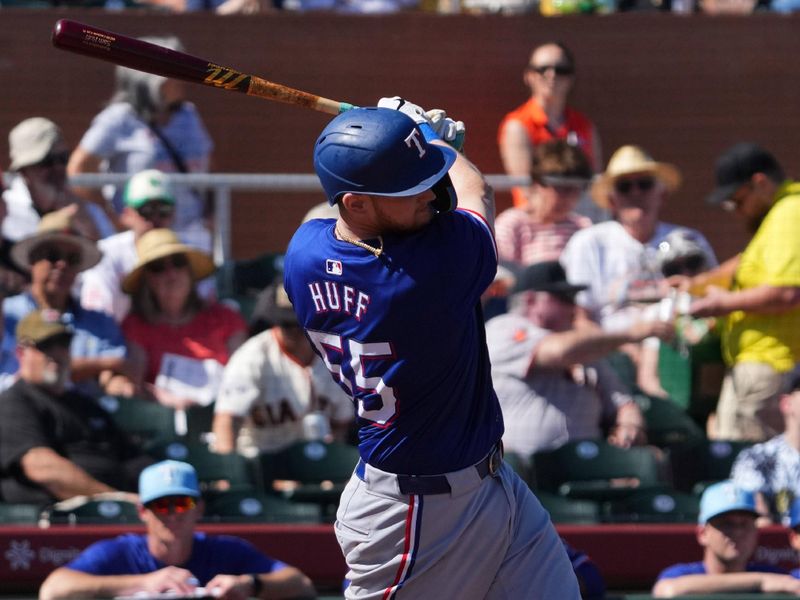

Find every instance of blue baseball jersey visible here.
[64,532,286,585]
[284,211,502,475]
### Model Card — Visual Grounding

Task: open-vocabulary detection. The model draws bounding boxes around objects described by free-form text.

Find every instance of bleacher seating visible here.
[530,439,667,502]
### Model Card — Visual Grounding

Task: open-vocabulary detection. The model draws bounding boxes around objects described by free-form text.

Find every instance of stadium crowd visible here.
[1,33,800,598]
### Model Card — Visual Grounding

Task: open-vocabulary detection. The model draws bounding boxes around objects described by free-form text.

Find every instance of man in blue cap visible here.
[652,480,798,597]
[38,460,315,600]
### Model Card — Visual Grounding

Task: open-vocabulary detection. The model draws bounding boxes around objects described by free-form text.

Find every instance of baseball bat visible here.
[51,19,354,116]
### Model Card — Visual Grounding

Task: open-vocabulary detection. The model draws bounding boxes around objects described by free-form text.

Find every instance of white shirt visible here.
[560,220,717,331]
[2,175,115,242]
[215,328,354,456]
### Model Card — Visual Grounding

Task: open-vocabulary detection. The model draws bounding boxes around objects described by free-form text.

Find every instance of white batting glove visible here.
[426,109,466,152]
[377,96,430,125]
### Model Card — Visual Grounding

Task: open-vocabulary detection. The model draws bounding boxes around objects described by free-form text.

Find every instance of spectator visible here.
[652,480,796,597]
[636,227,718,399]
[496,139,592,267]
[80,169,215,324]
[497,42,602,216]
[785,498,800,578]
[561,144,717,332]
[0,166,29,298]
[2,212,134,397]
[0,309,151,505]
[212,281,353,457]
[4,117,114,242]
[731,371,800,525]
[121,229,247,409]
[38,460,316,600]
[485,260,672,459]
[685,143,800,442]
[67,38,214,249]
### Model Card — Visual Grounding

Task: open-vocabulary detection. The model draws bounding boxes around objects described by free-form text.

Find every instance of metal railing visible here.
[66,173,528,264]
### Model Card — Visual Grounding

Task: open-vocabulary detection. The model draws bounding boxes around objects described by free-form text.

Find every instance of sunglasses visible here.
[31,247,82,268]
[146,254,189,274]
[662,254,706,278]
[528,64,574,77]
[145,495,196,516]
[35,333,73,354]
[614,176,656,196]
[36,152,70,169]
[540,175,588,194]
[137,202,175,220]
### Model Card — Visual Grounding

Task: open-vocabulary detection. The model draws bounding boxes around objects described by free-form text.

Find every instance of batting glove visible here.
[426,109,466,152]
[377,96,430,125]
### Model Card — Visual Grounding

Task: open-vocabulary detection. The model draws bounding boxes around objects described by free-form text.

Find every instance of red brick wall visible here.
[3,11,800,259]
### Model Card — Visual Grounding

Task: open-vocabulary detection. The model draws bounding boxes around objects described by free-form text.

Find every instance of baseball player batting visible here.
[283,97,580,599]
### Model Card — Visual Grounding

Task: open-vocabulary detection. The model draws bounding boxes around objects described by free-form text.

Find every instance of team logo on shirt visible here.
[326,260,343,276]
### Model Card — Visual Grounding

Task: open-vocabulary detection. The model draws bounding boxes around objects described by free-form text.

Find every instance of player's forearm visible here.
[39,568,148,600]
[435,140,495,229]
[22,448,115,500]
[721,285,800,314]
[652,572,770,597]
[259,567,317,599]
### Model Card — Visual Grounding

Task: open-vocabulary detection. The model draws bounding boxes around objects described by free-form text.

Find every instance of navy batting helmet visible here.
[313,107,457,213]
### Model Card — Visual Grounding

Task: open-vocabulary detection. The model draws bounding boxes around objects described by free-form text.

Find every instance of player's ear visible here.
[341,193,370,215]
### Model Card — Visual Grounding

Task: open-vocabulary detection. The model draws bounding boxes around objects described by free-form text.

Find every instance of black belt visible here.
[356,442,503,496]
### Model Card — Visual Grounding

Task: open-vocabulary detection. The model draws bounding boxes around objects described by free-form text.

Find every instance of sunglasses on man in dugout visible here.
[146,254,189,274]
[614,176,656,196]
[145,495,197,515]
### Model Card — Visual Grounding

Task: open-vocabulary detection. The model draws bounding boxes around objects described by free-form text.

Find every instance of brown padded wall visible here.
[3,11,800,259]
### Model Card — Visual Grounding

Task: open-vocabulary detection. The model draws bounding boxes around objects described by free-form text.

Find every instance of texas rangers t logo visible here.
[404,129,426,158]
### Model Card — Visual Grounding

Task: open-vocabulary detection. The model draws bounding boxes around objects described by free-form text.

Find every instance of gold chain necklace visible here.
[335,225,384,257]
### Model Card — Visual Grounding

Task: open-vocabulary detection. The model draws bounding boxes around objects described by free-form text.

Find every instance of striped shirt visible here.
[495,207,589,266]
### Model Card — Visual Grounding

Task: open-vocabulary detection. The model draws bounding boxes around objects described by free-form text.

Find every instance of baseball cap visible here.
[250,280,297,330]
[124,169,177,209]
[510,260,587,301]
[8,118,63,171]
[139,460,200,505]
[16,309,74,347]
[698,480,759,525]
[706,143,784,206]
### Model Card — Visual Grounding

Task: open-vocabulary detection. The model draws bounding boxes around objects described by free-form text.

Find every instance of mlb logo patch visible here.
[326,259,343,276]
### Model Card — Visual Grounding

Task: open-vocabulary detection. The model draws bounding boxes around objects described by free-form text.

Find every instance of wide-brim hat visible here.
[9,117,62,171]
[122,228,215,295]
[590,145,682,208]
[11,211,102,273]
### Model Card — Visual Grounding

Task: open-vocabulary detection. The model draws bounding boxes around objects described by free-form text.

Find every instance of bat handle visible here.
[315,98,355,115]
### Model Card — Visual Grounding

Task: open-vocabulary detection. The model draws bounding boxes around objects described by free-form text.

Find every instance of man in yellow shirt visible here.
[687,143,800,441]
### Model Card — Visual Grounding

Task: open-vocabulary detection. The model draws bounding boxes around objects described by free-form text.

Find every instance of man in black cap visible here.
[685,143,800,441]
[485,260,673,459]
[0,309,151,504]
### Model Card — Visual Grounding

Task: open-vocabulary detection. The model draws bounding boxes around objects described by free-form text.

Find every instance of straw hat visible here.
[590,145,682,208]
[11,211,102,273]
[122,228,215,295]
